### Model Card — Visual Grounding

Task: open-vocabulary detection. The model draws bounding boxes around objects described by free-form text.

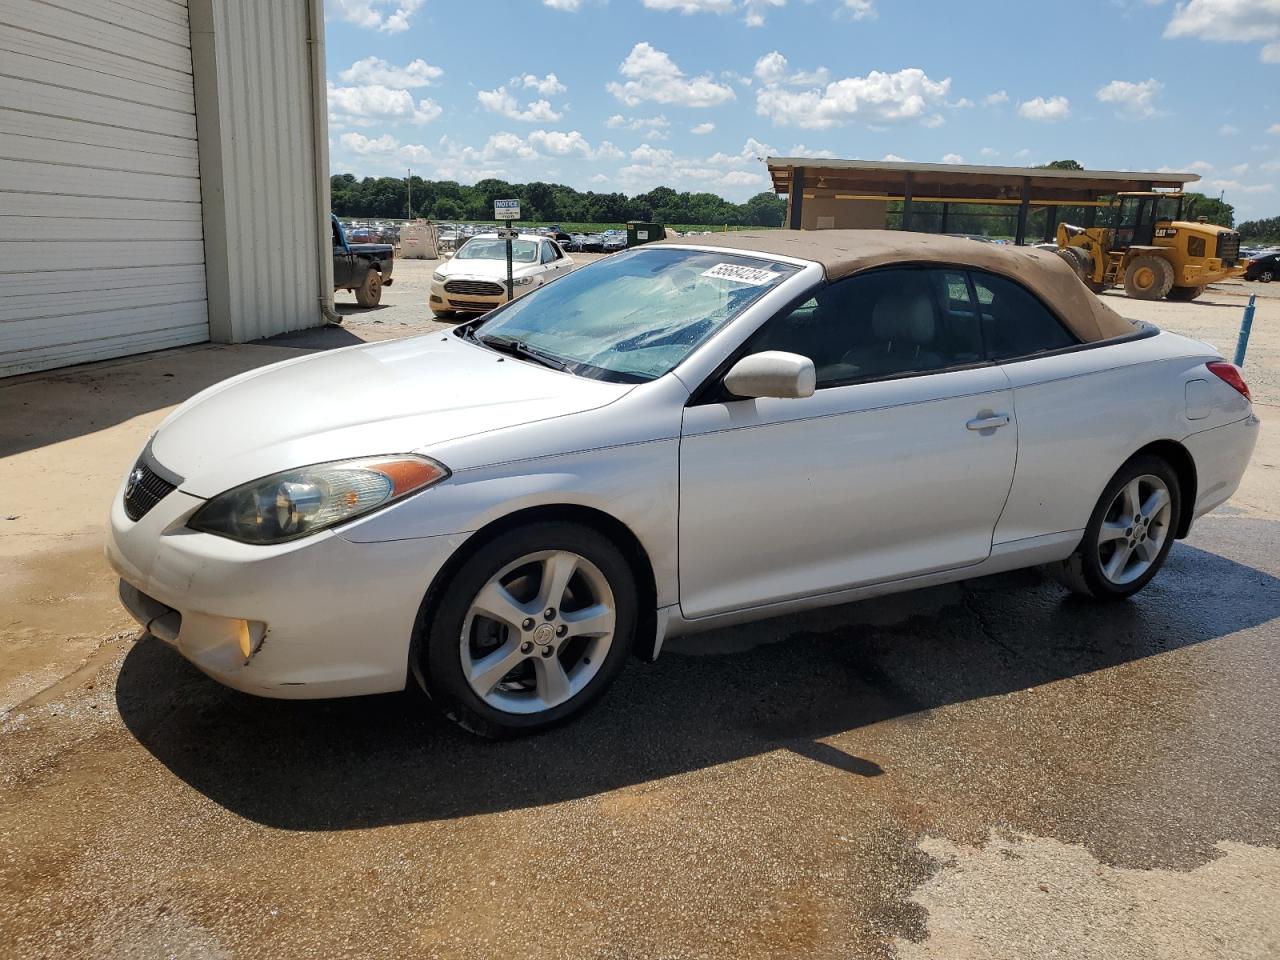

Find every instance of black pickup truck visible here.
[332,214,394,307]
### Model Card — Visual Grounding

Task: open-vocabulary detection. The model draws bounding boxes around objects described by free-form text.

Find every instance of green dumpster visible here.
[626,221,666,248]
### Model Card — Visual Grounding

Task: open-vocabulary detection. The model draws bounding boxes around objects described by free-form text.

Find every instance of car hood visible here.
[442,258,539,278]
[151,334,631,498]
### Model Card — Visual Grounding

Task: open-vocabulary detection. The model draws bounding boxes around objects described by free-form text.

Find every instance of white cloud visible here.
[787,144,836,158]
[605,114,672,138]
[882,153,908,161]
[518,73,567,96]
[614,137,774,197]
[1260,160,1280,172]
[1018,95,1071,121]
[326,0,423,33]
[941,153,964,164]
[842,0,876,18]
[543,0,581,8]
[1165,0,1280,63]
[952,97,974,108]
[1219,123,1241,135]
[528,129,592,157]
[753,51,829,86]
[338,56,442,87]
[1205,179,1276,194]
[1186,159,1215,172]
[476,85,563,122]
[1096,78,1163,118]
[607,42,737,107]
[1270,123,1280,135]
[983,90,1009,106]
[1014,148,1032,159]
[691,122,716,134]
[755,66,952,129]
[980,146,999,157]
[340,132,399,155]
[327,83,442,125]
[640,0,785,27]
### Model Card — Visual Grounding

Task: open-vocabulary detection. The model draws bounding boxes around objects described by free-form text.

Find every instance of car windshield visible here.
[469,247,798,382]
[456,238,538,263]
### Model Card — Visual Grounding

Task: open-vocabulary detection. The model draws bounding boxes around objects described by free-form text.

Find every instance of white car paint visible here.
[106,244,1259,701]
[429,233,574,314]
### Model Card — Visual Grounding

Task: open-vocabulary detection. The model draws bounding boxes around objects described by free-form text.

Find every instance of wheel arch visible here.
[1131,439,1198,538]
[410,503,661,673]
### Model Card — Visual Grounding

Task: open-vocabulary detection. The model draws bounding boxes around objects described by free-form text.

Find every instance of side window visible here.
[742,268,983,388]
[540,242,560,264]
[969,270,1077,361]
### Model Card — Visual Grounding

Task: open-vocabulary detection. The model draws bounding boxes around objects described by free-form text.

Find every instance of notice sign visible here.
[701,263,778,286]
[494,199,520,220]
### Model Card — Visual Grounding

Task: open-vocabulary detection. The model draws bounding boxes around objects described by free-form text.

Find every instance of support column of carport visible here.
[788,167,805,229]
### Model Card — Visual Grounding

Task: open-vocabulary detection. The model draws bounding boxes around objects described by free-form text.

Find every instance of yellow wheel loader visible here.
[1055,192,1244,301]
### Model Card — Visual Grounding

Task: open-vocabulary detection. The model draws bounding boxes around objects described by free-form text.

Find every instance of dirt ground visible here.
[1,259,1278,959]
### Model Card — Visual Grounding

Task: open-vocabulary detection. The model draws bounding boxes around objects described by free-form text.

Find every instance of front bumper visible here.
[105,477,468,699]
[429,279,538,313]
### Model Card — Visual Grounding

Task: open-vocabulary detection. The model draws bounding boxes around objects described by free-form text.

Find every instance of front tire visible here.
[1259,269,1274,283]
[1050,454,1181,600]
[414,522,637,737]
[355,269,382,307]
[1123,255,1174,300]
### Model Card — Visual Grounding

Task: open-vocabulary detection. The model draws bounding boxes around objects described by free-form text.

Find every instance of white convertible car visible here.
[108,231,1258,736]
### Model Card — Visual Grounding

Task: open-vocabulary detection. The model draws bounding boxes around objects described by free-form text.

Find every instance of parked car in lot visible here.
[108,230,1258,737]
[429,233,575,317]
[1244,251,1279,282]
[332,214,393,307]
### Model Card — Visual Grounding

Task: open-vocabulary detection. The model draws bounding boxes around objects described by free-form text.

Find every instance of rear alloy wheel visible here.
[1123,255,1174,300]
[1166,285,1205,301]
[355,269,382,307]
[1259,270,1274,283]
[1051,455,1181,600]
[416,522,637,737]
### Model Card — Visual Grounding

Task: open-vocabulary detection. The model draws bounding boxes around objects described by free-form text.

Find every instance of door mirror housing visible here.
[723,351,816,400]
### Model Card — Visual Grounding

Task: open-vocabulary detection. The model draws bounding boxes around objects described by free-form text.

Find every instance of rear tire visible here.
[1123,255,1174,300]
[1050,454,1181,600]
[1167,285,1204,301]
[1259,269,1274,283]
[414,522,637,738]
[355,269,382,307]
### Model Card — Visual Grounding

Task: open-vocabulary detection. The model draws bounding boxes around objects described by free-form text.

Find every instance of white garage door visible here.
[0,0,209,378]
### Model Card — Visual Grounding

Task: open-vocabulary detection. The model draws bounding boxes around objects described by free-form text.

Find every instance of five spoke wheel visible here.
[1096,474,1172,586]
[460,549,617,714]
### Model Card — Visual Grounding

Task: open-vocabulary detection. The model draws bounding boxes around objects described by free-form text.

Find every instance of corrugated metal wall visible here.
[190,0,321,343]
[0,0,210,377]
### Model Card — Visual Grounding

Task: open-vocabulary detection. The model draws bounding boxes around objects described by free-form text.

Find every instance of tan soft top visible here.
[659,229,1134,342]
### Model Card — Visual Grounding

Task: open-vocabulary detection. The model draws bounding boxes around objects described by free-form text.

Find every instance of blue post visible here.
[1234,295,1256,367]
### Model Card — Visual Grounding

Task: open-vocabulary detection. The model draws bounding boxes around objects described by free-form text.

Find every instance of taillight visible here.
[1207,361,1251,401]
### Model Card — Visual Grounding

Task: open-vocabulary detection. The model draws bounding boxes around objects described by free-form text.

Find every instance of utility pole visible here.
[406,168,412,221]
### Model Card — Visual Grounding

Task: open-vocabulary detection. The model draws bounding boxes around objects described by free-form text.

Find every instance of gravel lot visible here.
[1,256,1278,959]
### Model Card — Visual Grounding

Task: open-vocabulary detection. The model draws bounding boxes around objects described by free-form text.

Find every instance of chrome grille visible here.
[1216,232,1241,266]
[123,459,177,521]
[444,279,505,296]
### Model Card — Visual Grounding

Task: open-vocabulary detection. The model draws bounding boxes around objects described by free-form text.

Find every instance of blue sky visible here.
[324,0,1280,219]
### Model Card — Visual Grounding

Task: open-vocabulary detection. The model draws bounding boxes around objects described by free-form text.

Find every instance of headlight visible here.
[513,275,536,286]
[432,269,447,282]
[189,456,448,544]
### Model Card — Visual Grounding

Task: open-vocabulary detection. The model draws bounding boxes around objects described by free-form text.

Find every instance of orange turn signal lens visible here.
[366,458,450,497]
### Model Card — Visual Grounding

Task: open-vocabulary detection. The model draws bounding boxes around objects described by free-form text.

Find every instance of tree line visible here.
[1239,217,1280,245]
[330,174,788,227]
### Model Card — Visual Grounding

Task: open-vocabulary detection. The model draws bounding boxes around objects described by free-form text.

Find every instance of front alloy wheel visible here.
[461,550,616,714]
[416,522,637,737]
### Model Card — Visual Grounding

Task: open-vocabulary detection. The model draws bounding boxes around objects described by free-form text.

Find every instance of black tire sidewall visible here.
[418,522,638,737]
[1077,455,1181,599]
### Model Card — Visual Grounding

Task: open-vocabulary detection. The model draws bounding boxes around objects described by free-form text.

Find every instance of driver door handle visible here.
[966,412,1010,431]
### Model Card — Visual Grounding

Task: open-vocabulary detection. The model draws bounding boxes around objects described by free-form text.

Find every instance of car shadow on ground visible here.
[116,532,1280,832]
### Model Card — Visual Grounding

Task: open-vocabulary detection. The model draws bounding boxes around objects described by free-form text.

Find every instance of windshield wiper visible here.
[478,334,572,372]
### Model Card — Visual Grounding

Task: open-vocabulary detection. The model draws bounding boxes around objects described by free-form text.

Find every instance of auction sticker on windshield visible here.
[701,263,781,286]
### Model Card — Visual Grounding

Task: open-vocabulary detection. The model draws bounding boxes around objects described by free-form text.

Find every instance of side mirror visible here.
[723,351,816,400]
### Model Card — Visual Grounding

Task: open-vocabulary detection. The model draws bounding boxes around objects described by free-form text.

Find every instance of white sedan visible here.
[429,233,574,318]
[107,231,1258,737]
